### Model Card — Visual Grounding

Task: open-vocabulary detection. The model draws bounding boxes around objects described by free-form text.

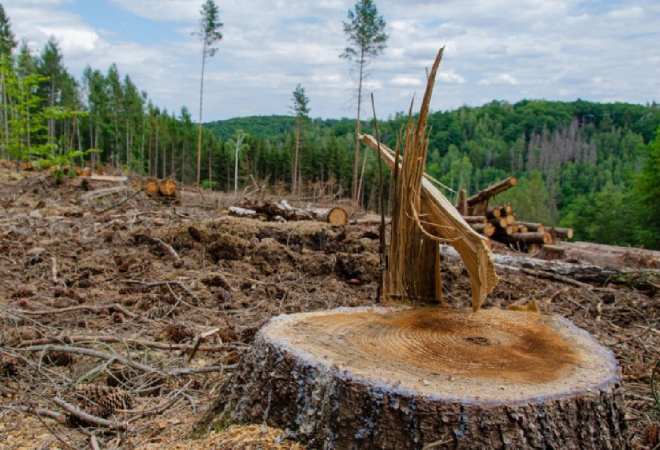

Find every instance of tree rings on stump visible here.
[197,307,624,449]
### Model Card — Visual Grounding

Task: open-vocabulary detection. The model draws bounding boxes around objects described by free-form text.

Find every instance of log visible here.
[518,222,545,232]
[513,223,529,233]
[159,178,177,197]
[493,225,514,236]
[485,206,502,218]
[228,206,258,217]
[197,307,625,449]
[144,178,159,196]
[497,231,553,246]
[467,177,517,206]
[550,227,574,240]
[310,208,348,226]
[462,215,487,224]
[485,207,501,219]
[505,213,515,225]
[489,217,508,228]
[470,223,495,237]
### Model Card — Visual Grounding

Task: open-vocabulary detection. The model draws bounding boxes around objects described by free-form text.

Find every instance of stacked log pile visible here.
[457,177,573,254]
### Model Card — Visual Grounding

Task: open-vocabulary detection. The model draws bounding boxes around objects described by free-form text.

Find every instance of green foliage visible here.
[202,179,218,190]
[493,170,554,225]
[633,125,660,249]
[341,0,388,61]
[291,84,310,118]
[197,0,223,58]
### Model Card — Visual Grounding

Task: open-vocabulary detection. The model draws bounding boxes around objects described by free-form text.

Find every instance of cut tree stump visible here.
[197,307,625,449]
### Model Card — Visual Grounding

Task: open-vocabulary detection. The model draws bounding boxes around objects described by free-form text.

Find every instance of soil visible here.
[0,167,658,449]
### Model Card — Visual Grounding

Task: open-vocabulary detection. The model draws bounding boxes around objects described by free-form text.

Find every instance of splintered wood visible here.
[360,48,497,311]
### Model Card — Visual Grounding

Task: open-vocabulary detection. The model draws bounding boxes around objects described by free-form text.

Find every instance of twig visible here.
[18,345,232,377]
[50,256,58,284]
[53,397,128,430]
[19,345,163,375]
[187,335,202,363]
[0,404,63,421]
[90,435,101,450]
[134,235,183,268]
[16,303,139,319]
[123,280,198,303]
[16,335,225,352]
[118,398,178,417]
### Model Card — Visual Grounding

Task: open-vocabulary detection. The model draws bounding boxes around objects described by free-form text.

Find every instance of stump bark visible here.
[197,307,625,449]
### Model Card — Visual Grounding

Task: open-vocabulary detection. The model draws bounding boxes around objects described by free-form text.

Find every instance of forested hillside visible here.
[1,4,659,249]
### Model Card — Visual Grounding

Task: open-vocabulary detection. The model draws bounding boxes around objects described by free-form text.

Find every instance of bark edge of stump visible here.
[194,306,625,449]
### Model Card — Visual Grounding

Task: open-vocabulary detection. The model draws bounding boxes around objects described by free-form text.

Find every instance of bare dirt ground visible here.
[0,168,659,449]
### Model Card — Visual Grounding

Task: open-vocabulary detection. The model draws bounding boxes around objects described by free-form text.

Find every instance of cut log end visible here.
[197,307,624,449]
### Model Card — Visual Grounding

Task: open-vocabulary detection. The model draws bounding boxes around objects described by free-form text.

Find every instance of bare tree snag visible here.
[455,188,468,216]
[467,177,517,206]
[197,307,625,449]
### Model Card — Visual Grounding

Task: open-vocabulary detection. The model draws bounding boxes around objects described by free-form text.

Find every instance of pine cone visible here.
[44,351,77,367]
[162,323,196,343]
[75,385,134,411]
[0,355,22,377]
[643,423,660,447]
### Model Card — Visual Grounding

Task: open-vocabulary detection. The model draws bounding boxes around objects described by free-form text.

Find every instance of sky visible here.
[3,0,659,122]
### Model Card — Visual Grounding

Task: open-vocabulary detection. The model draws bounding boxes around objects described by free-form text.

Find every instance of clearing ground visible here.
[0,168,658,449]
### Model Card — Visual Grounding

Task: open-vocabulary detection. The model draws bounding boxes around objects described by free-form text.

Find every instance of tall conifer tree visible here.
[195,0,223,187]
[341,0,388,203]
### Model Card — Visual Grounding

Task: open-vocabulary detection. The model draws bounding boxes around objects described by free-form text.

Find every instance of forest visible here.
[1,6,660,250]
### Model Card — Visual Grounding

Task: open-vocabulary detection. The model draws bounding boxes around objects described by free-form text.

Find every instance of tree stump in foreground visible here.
[196,307,625,449]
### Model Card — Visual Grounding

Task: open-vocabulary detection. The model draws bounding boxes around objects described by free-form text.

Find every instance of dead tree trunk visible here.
[195,307,625,450]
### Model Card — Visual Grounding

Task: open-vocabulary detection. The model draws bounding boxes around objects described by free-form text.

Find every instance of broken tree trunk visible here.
[196,307,625,450]
[467,177,517,206]
[360,133,498,310]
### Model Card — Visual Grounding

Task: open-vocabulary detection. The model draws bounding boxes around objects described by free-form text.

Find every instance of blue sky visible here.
[3,0,659,122]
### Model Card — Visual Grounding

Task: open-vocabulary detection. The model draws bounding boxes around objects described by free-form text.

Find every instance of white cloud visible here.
[1,0,658,120]
[477,74,519,86]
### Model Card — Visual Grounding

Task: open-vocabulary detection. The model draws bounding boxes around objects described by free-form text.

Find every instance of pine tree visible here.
[341,0,388,202]
[195,0,223,187]
[290,84,310,195]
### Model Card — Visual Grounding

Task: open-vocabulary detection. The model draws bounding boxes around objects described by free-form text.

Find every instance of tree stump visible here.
[196,307,625,449]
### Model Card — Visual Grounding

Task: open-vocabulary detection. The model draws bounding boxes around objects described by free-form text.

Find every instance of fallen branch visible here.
[16,335,225,352]
[53,397,128,430]
[15,303,139,319]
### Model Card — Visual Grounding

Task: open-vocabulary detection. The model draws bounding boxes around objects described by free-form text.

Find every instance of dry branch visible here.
[53,397,128,430]
[16,303,138,319]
